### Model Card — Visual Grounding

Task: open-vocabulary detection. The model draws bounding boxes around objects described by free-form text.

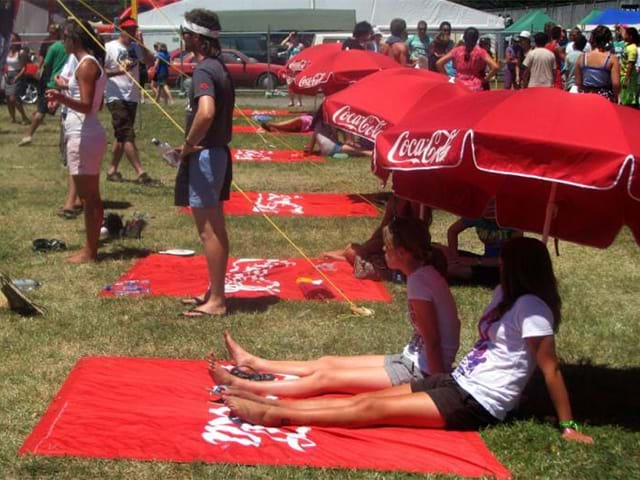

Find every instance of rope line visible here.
[57,0,371,316]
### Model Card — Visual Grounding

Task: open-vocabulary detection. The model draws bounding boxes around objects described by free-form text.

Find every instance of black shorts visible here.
[107,100,138,143]
[155,71,168,86]
[37,87,59,115]
[411,374,498,431]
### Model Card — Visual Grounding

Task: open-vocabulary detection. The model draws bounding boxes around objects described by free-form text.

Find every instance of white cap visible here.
[372,26,383,37]
[518,30,531,39]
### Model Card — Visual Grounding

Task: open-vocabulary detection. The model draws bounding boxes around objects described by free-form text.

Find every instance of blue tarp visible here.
[589,9,640,25]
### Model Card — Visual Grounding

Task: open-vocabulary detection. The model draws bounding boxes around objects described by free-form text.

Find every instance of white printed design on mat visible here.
[253,193,304,215]
[234,149,274,162]
[225,258,295,295]
[203,406,316,452]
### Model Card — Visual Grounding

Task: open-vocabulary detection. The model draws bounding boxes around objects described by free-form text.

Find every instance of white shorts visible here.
[66,132,107,176]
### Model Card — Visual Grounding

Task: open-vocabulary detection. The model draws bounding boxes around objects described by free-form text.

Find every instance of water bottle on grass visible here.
[12,279,41,292]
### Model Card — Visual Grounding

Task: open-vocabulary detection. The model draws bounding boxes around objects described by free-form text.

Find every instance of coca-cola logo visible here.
[331,105,387,140]
[287,59,309,73]
[386,130,462,167]
[297,72,332,89]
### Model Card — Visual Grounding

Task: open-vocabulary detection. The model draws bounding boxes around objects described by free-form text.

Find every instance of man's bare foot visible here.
[223,331,255,367]
[66,249,97,264]
[221,388,279,406]
[208,362,238,386]
[224,396,280,426]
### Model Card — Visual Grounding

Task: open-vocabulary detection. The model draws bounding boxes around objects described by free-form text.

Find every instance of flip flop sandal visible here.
[32,239,67,252]
[230,366,275,382]
[180,297,206,306]
[0,272,45,316]
[56,208,81,220]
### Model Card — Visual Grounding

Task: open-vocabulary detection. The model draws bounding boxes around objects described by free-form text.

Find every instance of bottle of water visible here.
[104,280,151,296]
[151,138,179,167]
[12,279,41,292]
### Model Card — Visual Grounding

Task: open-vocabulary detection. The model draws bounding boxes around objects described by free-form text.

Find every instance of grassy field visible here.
[1,96,639,480]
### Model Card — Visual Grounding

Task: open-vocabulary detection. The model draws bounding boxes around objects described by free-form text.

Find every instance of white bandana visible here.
[182,20,220,39]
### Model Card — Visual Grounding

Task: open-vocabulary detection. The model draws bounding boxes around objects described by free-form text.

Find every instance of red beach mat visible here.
[100,256,392,302]
[233,125,311,135]
[20,357,511,478]
[180,192,379,217]
[232,148,324,163]
[234,108,296,116]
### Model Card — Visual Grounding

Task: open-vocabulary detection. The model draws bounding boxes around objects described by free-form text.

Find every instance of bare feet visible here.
[66,248,97,264]
[224,396,280,426]
[182,299,226,317]
[223,331,254,367]
[208,362,237,386]
[221,387,279,406]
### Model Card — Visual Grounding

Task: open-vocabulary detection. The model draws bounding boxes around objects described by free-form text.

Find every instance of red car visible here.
[148,48,285,89]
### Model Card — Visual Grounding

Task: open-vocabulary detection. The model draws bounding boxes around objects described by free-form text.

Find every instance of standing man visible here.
[103,17,155,184]
[176,8,234,317]
[342,21,373,50]
[407,20,430,65]
[18,24,66,146]
[382,18,409,65]
[522,32,556,88]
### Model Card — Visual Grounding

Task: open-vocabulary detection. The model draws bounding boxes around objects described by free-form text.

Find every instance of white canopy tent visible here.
[139,0,504,31]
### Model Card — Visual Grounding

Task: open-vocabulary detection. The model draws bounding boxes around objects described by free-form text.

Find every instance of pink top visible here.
[451,45,489,92]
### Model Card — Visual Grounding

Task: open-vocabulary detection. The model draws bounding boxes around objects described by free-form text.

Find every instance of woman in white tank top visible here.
[3,33,30,124]
[45,21,107,264]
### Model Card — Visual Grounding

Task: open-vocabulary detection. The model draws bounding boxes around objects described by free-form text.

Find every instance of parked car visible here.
[147,48,285,89]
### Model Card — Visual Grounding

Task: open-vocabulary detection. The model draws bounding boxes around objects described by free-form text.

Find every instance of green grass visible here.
[1,99,639,480]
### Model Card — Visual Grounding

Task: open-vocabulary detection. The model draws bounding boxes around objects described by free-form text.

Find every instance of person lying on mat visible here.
[260,113,314,133]
[219,237,594,445]
[323,195,431,281]
[440,200,521,287]
[209,216,460,398]
[304,108,372,158]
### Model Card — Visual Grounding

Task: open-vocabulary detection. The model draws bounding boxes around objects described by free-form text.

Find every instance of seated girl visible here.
[443,200,521,286]
[220,237,593,445]
[323,194,432,281]
[209,217,460,398]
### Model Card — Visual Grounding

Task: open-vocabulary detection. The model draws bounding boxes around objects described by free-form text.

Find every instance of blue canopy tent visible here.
[588,9,640,26]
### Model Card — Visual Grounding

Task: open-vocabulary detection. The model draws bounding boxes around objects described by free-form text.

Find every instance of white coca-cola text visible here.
[331,105,387,140]
[386,129,461,167]
[287,59,309,73]
[297,72,331,89]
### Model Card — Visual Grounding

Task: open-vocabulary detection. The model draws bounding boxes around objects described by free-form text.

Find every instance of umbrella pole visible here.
[542,183,558,244]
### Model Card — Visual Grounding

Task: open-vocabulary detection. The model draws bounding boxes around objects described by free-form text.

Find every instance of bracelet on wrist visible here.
[559,420,580,432]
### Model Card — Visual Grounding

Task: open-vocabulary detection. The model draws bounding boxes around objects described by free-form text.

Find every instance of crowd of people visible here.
[2,9,618,441]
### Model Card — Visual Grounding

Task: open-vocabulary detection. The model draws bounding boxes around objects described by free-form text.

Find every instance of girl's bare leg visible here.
[210,362,392,398]
[222,331,385,376]
[225,390,446,428]
[222,384,412,410]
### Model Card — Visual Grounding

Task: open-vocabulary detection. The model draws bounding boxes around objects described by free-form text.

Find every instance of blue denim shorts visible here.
[187,147,231,208]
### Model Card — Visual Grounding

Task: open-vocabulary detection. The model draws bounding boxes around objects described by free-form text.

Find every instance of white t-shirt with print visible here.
[59,54,78,116]
[104,39,142,103]
[452,286,555,420]
[402,265,460,375]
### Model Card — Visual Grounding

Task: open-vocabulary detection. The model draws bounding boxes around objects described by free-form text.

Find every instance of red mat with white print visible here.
[233,125,311,135]
[20,357,511,478]
[231,148,325,163]
[100,255,392,302]
[179,192,379,217]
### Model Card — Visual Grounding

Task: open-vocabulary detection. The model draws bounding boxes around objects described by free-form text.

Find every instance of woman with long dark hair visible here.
[436,27,498,92]
[45,20,107,263]
[575,25,620,103]
[219,238,593,445]
[4,32,30,124]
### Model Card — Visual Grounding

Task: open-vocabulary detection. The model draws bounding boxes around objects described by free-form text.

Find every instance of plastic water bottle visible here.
[151,138,179,167]
[12,279,41,292]
[104,280,151,296]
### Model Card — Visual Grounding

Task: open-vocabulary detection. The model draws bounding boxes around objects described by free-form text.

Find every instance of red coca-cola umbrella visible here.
[375,88,640,248]
[284,43,342,77]
[324,68,469,142]
[292,49,402,96]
